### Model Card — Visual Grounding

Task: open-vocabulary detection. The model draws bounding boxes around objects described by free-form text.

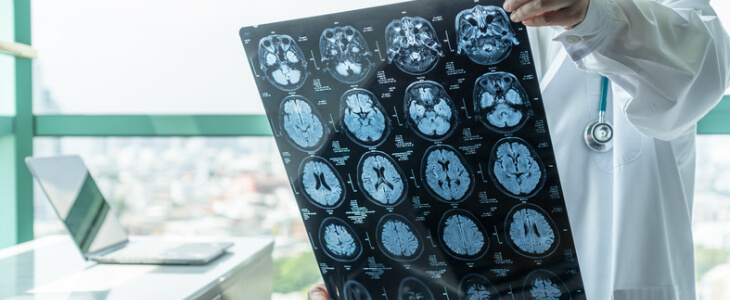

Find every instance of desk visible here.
[0,235,274,300]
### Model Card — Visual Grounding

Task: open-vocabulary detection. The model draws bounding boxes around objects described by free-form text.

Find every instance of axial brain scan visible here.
[378,214,423,260]
[474,72,531,133]
[239,0,587,296]
[358,152,407,206]
[507,205,557,257]
[490,138,545,198]
[456,5,519,65]
[280,96,326,151]
[258,34,308,91]
[422,145,473,202]
[399,277,434,300]
[440,210,487,259]
[320,218,362,262]
[299,157,345,208]
[320,26,373,84]
[341,89,390,147]
[344,280,373,300]
[523,270,570,300]
[459,274,499,300]
[385,16,444,75]
[405,81,458,141]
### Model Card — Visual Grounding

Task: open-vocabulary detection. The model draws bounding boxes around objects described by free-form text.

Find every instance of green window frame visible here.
[2,0,730,249]
[1,0,33,249]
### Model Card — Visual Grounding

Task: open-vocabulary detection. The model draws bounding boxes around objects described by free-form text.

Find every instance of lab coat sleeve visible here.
[554,0,730,140]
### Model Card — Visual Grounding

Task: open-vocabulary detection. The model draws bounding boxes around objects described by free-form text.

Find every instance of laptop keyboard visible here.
[103,242,205,261]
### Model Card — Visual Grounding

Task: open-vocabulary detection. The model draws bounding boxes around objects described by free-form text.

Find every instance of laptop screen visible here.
[26,156,128,255]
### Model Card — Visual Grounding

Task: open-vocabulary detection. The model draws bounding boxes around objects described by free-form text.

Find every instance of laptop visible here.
[26,155,233,265]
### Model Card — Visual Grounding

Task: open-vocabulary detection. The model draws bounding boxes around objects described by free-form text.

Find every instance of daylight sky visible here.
[32,0,409,114]
[32,0,729,114]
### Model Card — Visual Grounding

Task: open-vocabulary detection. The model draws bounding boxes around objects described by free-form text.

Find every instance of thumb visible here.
[307,282,331,300]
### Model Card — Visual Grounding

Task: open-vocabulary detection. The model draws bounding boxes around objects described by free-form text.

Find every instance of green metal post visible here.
[0,0,34,248]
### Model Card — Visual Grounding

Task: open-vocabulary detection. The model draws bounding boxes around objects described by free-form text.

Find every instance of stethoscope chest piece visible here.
[584,120,613,152]
[584,76,614,152]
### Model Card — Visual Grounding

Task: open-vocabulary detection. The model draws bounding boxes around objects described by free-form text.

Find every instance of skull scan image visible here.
[489,137,546,198]
[422,145,473,202]
[456,5,519,65]
[523,270,571,300]
[398,277,435,300]
[474,72,532,133]
[439,209,488,260]
[319,217,362,262]
[340,89,391,147]
[343,280,373,300]
[458,274,500,300]
[357,151,408,207]
[320,26,373,84]
[405,81,459,141]
[258,34,308,91]
[279,95,327,152]
[506,204,559,258]
[299,157,345,209]
[385,17,444,75]
[376,214,423,261]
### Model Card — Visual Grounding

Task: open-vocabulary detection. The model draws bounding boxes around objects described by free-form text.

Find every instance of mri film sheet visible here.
[240,0,585,299]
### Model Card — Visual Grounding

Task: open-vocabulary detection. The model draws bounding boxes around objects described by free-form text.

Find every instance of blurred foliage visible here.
[273,251,321,294]
[695,245,730,281]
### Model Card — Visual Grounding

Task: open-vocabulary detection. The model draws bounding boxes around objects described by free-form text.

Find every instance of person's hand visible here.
[503,0,590,29]
[307,282,331,300]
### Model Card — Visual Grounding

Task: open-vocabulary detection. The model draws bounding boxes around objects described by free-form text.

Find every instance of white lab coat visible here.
[528,0,730,298]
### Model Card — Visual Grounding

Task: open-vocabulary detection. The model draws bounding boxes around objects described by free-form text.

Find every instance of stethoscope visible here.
[584,76,614,152]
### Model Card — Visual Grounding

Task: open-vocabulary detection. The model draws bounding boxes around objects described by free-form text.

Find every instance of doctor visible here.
[309,0,730,298]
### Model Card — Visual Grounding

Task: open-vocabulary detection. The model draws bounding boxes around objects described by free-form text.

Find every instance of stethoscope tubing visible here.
[598,76,609,122]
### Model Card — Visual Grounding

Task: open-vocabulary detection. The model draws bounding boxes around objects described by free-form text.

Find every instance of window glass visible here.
[0,0,14,115]
[31,0,405,114]
[694,136,730,299]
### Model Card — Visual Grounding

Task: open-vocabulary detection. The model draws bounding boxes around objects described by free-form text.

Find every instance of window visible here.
[0,0,14,114]
[694,136,730,299]
[33,137,291,237]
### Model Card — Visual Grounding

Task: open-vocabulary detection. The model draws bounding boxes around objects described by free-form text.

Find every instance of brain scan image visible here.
[456,5,519,65]
[357,151,407,206]
[258,34,308,91]
[340,89,391,147]
[319,217,362,262]
[320,26,373,84]
[439,209,488,260]
[422,145,473,202]
[489,137,546,198]
[459,274,500,300]
[474,72,532,133]
[279,96,327,152]
[377,214,423,261]
[523,270,571,300]
[398,277,434,300]
[404,81,459,141]
[506,204,559,258]
[385,17,444,75]
[299,157,345,209]
[343,280,372,300]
